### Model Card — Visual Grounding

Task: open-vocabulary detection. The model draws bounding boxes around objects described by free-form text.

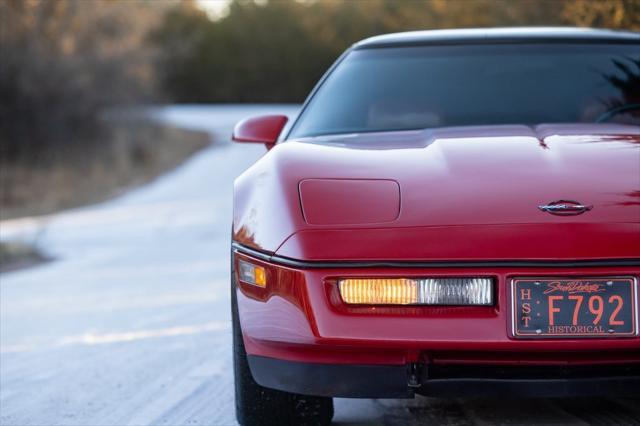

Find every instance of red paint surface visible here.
[299,179,400,225]
[276,224,640,261]
[232,114,288,147]
[234,252,640,365]
[233,124,640,260]
[232,122,640,369]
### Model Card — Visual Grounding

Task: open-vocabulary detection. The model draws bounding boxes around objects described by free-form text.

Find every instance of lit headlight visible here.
[338,277,493,305]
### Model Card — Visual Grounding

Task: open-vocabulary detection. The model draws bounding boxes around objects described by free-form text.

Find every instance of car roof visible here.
[353,27,640,49]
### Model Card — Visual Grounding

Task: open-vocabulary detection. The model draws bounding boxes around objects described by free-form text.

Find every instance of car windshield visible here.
[288,43,640,138]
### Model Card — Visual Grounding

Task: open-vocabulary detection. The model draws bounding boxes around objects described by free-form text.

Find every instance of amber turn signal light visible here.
[238,259,267,288]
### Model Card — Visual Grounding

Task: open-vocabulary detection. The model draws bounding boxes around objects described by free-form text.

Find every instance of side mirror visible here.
[232,115,288,149]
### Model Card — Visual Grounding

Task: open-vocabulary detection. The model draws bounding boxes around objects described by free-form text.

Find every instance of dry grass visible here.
[0,119,211,220]
[0,240,48,273]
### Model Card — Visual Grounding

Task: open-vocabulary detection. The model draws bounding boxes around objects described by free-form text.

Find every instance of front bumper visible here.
[248,355,640,398]
[233,248,640,397]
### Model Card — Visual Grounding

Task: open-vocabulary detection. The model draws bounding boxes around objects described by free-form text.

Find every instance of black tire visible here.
[231,261,334,426]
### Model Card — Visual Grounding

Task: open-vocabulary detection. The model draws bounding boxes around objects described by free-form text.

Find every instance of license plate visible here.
[512,277,637,338]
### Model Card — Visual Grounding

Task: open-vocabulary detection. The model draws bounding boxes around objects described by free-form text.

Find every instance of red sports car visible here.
[230,28,640,425]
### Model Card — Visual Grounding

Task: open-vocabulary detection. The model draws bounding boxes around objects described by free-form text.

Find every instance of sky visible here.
[196,0,232,20]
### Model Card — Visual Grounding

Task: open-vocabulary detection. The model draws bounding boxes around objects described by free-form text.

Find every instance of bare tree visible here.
[0,0,168,161]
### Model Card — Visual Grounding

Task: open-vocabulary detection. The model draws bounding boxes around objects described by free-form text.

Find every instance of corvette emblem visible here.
[538,200,593,216]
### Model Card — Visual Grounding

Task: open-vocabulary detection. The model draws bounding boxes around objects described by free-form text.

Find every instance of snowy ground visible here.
[1,105,638,426]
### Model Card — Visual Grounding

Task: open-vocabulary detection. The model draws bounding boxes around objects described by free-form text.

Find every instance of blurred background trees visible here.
[2,0,639,144]
[0,0,168,161]
[0,0,638,217]
[0,0,196,218]
[152,0,640,103]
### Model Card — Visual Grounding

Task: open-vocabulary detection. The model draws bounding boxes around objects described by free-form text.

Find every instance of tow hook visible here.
[407,363,422,388]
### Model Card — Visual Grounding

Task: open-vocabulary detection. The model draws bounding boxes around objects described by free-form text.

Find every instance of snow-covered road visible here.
[1,105,638,426]
[0,105,293,425]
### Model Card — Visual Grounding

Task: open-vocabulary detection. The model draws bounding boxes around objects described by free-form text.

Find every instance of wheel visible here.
[231,261,334,426]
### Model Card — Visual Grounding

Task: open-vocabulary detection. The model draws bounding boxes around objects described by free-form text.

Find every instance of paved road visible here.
[1,105,638,426]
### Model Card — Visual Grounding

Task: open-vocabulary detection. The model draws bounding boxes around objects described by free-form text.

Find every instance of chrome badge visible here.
[538,200,593,216]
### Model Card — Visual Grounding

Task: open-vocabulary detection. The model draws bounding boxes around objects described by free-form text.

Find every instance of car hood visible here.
[234,123,640,261]
[292,123,640,227]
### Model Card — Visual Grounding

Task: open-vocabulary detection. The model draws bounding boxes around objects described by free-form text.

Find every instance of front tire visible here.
[231,264,334,426]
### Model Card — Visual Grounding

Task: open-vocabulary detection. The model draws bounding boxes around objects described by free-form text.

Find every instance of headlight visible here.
[338,277,493,305]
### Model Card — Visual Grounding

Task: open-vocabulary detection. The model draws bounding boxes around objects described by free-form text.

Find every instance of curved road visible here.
[1,105,638,426]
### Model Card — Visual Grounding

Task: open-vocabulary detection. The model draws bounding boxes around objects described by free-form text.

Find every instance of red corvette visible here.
[230,28,640,425]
